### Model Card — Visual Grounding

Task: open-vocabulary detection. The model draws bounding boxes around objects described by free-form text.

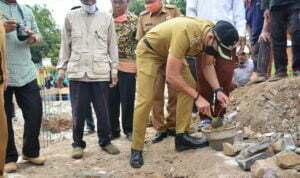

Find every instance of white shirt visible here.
[186,0,246,37]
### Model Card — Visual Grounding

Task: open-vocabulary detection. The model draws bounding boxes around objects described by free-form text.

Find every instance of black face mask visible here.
[205,45,219,58]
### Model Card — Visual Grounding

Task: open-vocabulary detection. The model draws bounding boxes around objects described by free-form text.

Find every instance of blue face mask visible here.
[81,3,98,14]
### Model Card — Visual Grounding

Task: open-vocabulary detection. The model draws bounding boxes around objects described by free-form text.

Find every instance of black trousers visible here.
[70,81,111,148]
[4,80,42,163]
[108,71,136,136]
[270,3,300,74]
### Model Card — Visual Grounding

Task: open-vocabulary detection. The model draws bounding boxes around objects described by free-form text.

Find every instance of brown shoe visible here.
[246,76,267,85]
[22,155,46,165]
[4,162,17,173]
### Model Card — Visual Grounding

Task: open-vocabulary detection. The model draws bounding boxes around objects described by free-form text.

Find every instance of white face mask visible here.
[81,3,97,14]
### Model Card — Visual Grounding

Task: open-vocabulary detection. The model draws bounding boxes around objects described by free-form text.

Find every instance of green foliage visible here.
[128,0,186,16]
[29,5,61,65]
[128,0,145,15]
[166,0,186,15]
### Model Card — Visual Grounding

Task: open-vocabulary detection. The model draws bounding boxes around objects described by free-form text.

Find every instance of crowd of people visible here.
[0,0,299,176]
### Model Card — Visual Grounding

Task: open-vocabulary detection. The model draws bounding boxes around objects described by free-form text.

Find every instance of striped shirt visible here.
[0,2,41,87]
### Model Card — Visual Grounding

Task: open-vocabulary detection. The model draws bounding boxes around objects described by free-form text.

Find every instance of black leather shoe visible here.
[167,128,176,137]
[152,131,168,143]
[130,149,144,168]
[175,133,209,152]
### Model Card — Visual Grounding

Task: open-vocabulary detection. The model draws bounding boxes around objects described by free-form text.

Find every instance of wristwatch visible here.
[213,87,224,95]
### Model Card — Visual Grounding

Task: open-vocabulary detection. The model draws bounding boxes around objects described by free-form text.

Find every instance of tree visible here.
[166,0,186,15]
[128,0,145,15]
[29,5,61,66]
[128,0,186,16]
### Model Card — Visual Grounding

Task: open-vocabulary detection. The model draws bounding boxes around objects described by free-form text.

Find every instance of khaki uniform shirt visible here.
[0,17,6,85]
[57,8,118,82]
[144,17,214,60]
[136,4,181,40]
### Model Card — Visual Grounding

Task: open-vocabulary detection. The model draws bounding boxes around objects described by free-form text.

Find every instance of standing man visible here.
[186,0,246,129]
[108,0,138,141]
[0,0,45,173]
[130,17,239,168]
[136,0,181,143]
[57,0,120,159]
[245,0,272,84]
[0,15,8,178]
[261,0,300,79]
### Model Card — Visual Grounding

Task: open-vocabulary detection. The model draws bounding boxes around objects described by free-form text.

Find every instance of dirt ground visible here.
[228,76,300,134]
[5,128,250,178]
[8,76,300,178]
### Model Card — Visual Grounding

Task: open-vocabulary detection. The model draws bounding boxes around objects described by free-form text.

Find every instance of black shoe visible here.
[152,131,168,143]
[130,149,143,168]
[175,133,209,152]
[110,133,121,140]
[126,132,132,141]
[167,128,176,137]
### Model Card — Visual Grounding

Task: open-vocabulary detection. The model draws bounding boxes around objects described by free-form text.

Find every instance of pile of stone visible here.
[222,127,300,178]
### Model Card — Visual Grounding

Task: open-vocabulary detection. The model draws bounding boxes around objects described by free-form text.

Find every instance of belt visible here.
[143,38,154,51]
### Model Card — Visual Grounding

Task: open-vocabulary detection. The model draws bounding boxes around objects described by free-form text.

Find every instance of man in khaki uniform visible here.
[0,16,8,178]
[136,0,181,143]
[130,17,239,168]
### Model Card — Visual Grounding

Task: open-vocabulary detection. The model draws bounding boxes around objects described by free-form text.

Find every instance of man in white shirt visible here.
[186,0,246,129]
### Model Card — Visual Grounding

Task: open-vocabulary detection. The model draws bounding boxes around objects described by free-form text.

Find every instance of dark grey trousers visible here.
[70,81,111,148]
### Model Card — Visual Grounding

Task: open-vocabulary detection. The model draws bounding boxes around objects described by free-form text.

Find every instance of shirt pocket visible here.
[93,53,111,75]
[95,29,108,48]
[67,53,81,73]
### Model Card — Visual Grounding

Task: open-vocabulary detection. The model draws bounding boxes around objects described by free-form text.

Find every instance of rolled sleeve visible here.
[57,16,71,73]
[233,0,246,37]
[169,29,189,60]
[107,17,119,75]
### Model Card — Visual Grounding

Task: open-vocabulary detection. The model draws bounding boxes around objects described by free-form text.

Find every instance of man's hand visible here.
[195,95,212,117]
[56,74,65,88]
[259,31,271,42]
[216,91,230,108]
[4,19,17,33]
[24,28,39,44]
[109,74,118,88]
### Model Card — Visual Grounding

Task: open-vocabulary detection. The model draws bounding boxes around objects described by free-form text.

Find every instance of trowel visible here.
[211,93,225,129]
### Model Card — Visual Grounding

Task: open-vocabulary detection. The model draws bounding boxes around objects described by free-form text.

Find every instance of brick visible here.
[251,157,278,178]
[223,143,241,157]
[276,151,300,169]
[272,139,283,153]
[248,141,272,155]
[237,152,270,171]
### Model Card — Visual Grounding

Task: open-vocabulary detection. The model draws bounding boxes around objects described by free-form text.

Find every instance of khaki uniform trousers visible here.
[152,66,177,132]
[132,42,195,151]
[0,84,8,176]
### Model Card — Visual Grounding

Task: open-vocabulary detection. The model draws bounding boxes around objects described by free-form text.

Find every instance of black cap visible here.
[211,20,239,60]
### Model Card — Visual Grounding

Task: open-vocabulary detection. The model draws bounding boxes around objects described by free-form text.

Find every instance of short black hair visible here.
[71,6,81,10]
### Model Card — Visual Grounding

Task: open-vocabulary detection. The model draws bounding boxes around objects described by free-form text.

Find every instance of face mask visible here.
[145,1,162,13]
[81,3,98,14]
[205,44,219,58]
